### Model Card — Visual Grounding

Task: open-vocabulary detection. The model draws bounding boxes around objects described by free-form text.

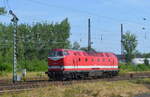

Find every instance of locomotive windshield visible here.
[49,51,63,57]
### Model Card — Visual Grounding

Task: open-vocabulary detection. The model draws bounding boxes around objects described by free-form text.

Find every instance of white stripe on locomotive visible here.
[48,66,118,69]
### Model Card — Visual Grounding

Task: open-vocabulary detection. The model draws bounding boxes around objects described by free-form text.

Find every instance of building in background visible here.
[132,58,150,65]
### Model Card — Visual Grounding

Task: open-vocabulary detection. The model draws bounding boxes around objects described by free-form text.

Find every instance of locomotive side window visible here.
[103,59,105,62]
[85,58,88,62]
[92,59,94,62]
[97,59,100,62]
[79,58,81,61]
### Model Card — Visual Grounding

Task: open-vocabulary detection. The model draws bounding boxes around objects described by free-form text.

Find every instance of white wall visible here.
[132,58,150,65]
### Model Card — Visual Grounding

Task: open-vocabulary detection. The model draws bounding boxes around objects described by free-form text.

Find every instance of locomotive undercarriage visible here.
[46,70,119,81]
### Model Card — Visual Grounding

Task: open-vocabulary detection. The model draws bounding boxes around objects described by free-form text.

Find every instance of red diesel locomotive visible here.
[46,49,119,80]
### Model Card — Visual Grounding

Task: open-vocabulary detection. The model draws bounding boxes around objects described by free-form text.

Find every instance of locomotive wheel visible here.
[109,72,113,78]
[103,72,111,78]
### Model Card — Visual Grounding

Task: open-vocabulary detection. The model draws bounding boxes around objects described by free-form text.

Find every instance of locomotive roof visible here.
[52,48,116,57]
[53,48,114,53]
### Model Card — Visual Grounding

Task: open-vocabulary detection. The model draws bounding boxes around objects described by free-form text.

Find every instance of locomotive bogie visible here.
[47,70,119,80]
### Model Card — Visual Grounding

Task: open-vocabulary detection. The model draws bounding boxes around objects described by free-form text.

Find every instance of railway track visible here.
[0,72,150,95]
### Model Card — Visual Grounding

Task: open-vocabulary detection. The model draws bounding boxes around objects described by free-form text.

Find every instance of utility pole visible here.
[9,10,19,83]
[143,18,147,40]
[121,24,124,55]
[88,18,91,51]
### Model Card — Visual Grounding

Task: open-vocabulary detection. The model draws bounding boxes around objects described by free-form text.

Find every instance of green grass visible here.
[119,63,150,74]
[0,72,48,81]
[130,78,150,84]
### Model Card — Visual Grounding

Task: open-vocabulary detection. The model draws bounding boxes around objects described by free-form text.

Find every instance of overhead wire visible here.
[25,0,145,27]
[1,0,148,33]
[24,0,149,48]
[1,0,149,53]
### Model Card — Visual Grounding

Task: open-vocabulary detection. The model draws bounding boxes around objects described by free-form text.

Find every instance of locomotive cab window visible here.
[49,51,63,57]
[63,51,69,56]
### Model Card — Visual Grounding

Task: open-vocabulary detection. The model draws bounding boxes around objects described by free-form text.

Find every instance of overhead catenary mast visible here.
[88,18,91,51]
[121,24,124,55]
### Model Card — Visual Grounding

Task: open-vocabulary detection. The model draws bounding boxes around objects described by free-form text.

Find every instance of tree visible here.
[72,41,80,50]
[0,7,6,15]
[144,58,149,66]
[143,54,149,66]
[122,32,138,63]
[0,18,71,71]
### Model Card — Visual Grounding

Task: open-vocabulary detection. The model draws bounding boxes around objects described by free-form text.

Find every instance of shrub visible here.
[18,59,47,72]
[119,63,150,72]
[0,58,47,72]
[144,58,149,66]
[0,63,12,72]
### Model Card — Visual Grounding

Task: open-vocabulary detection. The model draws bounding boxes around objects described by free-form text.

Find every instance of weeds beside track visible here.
[0,72,150,95]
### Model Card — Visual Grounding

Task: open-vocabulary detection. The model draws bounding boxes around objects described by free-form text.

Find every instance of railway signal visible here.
[9,10,19,83]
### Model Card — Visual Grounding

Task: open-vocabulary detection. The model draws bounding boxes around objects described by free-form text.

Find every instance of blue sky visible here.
[0,0,150,54]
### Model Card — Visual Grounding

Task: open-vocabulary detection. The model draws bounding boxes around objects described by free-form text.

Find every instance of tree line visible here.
[0,18,71,72]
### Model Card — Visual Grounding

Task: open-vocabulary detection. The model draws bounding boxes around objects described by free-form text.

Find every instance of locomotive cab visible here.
[48,49,69,67]
[47,49,70,80]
